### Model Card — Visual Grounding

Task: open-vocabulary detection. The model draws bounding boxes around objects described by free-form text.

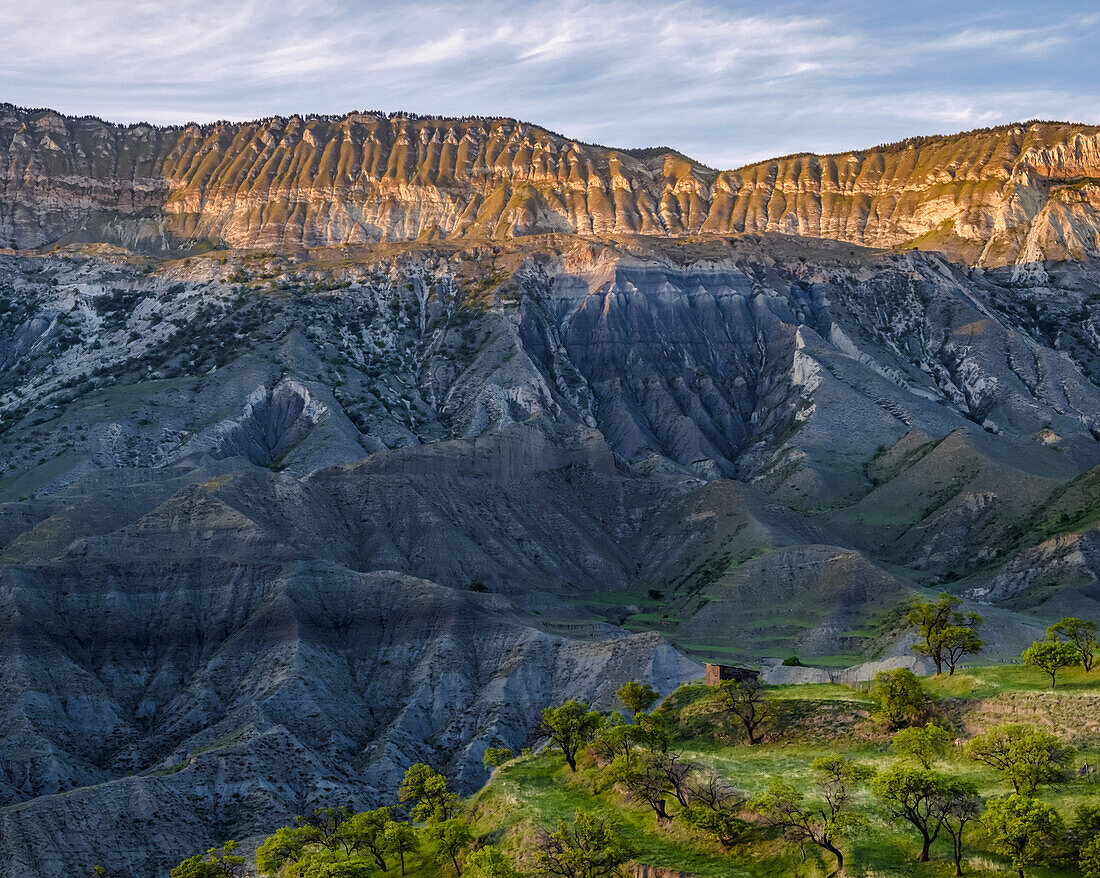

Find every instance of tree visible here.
[538,701,604,772]
[966,724,1074,795]
[679,805,749,847]
[592,713,633,764]
[714,678,776,745]
[297,861,374,878]
[1048,616,1097,672]
[872,766,958,862]
[892,723,951,769]
[535,809,637,878]
[256,827,311,874]
[751,756,874,878]
[170,842,245,878]
[938,780,982,877]
[383,821,419,877]
[1023,639,1080,688]
[483,747,514,768]
[1083,838,1100,878]
[430,819,473,876]
[984,795,1065,878]
[467,845,523,878]
[871,669,929,729]
[616,681,659,718]
[628,711,671,754]
[606,751,693,820]
[339,808,394,869]
[938,626,985,675]
[295,806,353,851]
[907,593,983,674]
[400,763,459,822]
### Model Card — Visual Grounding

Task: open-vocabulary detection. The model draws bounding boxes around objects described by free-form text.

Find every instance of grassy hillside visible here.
[212,663,1100,878]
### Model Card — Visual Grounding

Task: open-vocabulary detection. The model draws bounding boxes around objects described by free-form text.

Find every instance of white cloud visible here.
[0,0,1095,168]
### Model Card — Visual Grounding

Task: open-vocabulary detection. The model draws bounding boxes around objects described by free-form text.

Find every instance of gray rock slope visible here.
[0,233,1099,875]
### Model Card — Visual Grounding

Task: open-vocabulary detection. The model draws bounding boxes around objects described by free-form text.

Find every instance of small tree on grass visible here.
[296,806,354,852]
[872,668,929,729]
[539,701,604,772]
[715,678,776,745]
[751,756,874,878]
[679,805,749,847]
[873,766,949,862]
[255,827,311,874]
[466,845,523,878]
[938,781,982,877]
[616,681,659,718]
[430,819,473,876]
[536,809,637,878]
[483,747,514,768]
[170,842,245,878]
[382,821,419,877]
[339,808,395,869]
[1074,806,1100,878]
[907,593,984,674]
[984,795,1065,878]
[1048,616,1097,672]
[872,767,976,864]
[1023,639,1080,688]
[965,724,1073,795]
[400,763,459,822]
[892,723,951,768]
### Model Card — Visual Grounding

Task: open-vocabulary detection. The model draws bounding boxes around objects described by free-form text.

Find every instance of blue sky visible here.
[1,0,1097,168]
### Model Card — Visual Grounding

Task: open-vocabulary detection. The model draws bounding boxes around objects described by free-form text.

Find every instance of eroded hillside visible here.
[2,105,1100,269]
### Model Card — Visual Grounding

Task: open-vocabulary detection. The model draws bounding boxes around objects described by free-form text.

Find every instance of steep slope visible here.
[2,104,1100,269]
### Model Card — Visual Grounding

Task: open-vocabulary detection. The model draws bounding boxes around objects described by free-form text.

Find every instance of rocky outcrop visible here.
[2,104,1100,268]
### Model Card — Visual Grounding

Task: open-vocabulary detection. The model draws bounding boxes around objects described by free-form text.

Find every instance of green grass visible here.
[465,667,1100,878]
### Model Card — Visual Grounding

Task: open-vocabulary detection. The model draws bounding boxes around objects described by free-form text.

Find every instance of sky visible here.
[0,0,1097,169]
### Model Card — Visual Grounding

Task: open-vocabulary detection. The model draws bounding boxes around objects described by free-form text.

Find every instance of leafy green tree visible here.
[907,593,983,674]
[538,701,604,772]
[295,806,353,852]
[714,678,775,745]
[297,861,374,878]
[1075,806,1100,878]
[535,809,637,878]
[606,752,674,821]
[938,781,982,877]
[1082,837,1100,878]
[751,756,874,878]
[466,844,524,878]
[483,747,514,768]
[965,724,1074,795]
[382,821,419,876]
[1048,616,1097,672]
[892,723,951,768]
[430,819,473,876]
[872,766,970,862]
[616,681,659,718]
[983,795,1065,878]
[938,626,985,675]
[871,668,929,729]
[339,807,394,869]
[592,713,633,764]
[1023,639,1081,688]
[678,805,749,848]
[628,711,671,754]
[256,827,312,874]
[170,842,245,878]
[400,763,459,822]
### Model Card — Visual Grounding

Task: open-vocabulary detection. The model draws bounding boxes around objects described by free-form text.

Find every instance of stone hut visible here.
[704,663,759,686]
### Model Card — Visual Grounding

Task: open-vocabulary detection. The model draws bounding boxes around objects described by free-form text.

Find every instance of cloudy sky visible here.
[1,0,1097,168]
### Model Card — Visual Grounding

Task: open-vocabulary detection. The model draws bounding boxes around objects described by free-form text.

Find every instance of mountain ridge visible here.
[2,103,1100,271]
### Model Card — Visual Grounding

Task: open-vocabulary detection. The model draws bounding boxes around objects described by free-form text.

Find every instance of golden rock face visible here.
[1,104,1099,266]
